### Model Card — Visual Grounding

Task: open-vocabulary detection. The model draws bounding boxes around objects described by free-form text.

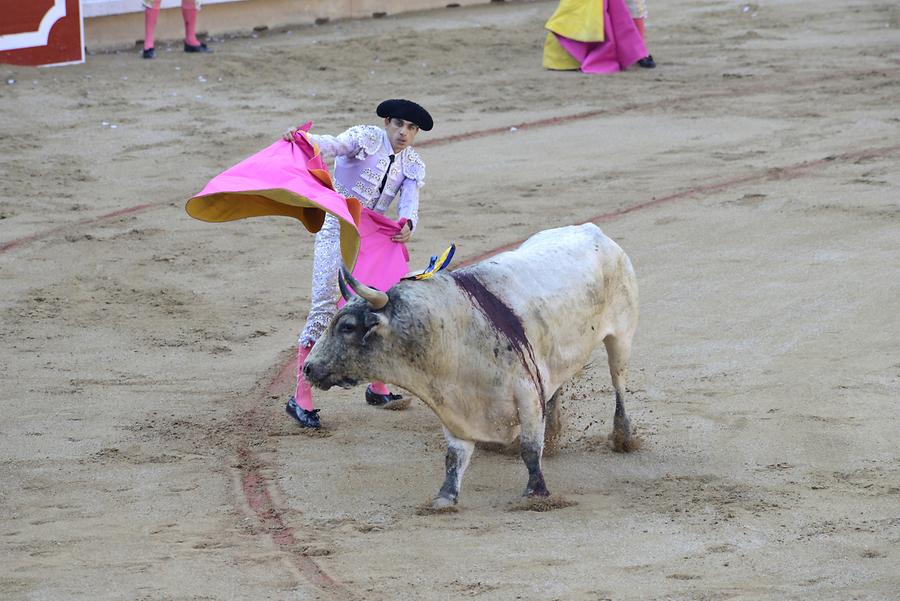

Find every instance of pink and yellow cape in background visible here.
[543,0,647,74]
[185,122,409,293]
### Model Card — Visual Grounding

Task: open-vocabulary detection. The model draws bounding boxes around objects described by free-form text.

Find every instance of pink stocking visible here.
[633,17,646,40]
[144,1,161,50]
[294,344,315,411]
[182,2,201,46]
[369,381,390,395]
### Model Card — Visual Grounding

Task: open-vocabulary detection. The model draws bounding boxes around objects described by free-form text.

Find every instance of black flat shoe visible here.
[365,385,409,409]
[286,396,321,428]
[637,55,656,69]
[142,48,156,59]
[184,42,211,53]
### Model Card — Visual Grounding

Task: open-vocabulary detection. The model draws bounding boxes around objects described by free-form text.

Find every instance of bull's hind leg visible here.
[604,334,639,453]
[432,427,475,509]
[518,395,550,497]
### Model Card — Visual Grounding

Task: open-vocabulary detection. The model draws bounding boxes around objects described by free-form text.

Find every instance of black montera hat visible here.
[376,99,433,131]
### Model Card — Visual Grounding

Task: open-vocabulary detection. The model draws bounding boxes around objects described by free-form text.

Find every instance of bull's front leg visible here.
[518,396,550,497]
[432,427,475,509]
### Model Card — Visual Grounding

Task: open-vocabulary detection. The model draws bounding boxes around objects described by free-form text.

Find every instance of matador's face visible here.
[384,117,419,153]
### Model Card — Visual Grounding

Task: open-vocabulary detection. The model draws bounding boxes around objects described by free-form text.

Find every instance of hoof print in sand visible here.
[508,495,577,512]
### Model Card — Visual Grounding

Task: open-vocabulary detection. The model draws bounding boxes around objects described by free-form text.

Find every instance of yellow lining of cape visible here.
[185,189,362,270]
[544,0,605,43]
[542,32,582,70]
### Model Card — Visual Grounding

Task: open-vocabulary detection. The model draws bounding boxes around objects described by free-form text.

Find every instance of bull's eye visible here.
[338,322,356,334]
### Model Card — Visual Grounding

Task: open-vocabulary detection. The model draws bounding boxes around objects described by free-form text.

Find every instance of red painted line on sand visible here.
[237,445,353,593]
[266,352,299,397]
[236,403,359,597]
[232,353,362,596]
[0,202,161,254]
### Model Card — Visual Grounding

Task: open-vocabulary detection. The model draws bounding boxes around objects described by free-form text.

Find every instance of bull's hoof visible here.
[431,495,457,510]
[525,487,551,498]
[415,498,459,515]
[609,430,642,453]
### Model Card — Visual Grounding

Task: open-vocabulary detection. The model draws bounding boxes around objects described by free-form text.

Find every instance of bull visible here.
[303,223,639,508]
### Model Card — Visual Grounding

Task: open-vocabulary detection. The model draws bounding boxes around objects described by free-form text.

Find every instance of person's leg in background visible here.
[142,0,161,59]
[627,0,656,68]
[182,0,211,52]
[633,15,645,38]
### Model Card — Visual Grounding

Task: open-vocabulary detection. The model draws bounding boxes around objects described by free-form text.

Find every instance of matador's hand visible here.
[282,127,299,142]
[392,221,413,243]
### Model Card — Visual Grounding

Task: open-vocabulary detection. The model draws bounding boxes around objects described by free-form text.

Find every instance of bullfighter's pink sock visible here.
[294,344,315,411]
[369,381,390,396]
[633,17,646,40]
[143,2,161,50]
[182,3,201,46]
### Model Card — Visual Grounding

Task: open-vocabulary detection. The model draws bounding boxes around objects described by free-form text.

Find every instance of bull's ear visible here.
[362,311,388,345]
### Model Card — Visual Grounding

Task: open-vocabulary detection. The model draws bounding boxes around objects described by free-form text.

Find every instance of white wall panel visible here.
[82,0,243,18]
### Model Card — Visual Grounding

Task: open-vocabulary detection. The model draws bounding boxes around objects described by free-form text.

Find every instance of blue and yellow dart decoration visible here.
[404,244,456,280]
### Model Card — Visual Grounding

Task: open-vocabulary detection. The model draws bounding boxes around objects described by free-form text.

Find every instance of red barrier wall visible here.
[0,0,84,66]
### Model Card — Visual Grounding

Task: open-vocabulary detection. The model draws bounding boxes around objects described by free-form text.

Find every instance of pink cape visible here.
[554,0,647,74]
[339,209,410,308]
[186,122,410,299]
[185,122,362,269]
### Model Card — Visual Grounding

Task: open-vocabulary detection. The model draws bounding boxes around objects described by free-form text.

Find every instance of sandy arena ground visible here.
[2,0,899,599]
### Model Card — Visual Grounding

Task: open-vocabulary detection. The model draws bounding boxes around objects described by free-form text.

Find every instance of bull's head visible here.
[303,266,392,390]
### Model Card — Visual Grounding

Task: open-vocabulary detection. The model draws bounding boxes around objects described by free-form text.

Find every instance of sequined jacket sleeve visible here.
[397,147,426,229]
[307,125,382,161]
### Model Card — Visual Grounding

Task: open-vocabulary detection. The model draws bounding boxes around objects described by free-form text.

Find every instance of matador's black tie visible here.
[378,154,395,195]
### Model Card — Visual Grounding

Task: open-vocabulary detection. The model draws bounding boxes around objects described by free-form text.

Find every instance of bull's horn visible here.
[340,265,388,310]
[337,268,354,301]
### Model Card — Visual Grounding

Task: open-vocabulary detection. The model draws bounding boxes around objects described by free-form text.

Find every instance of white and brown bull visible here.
[303,223,639,508]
